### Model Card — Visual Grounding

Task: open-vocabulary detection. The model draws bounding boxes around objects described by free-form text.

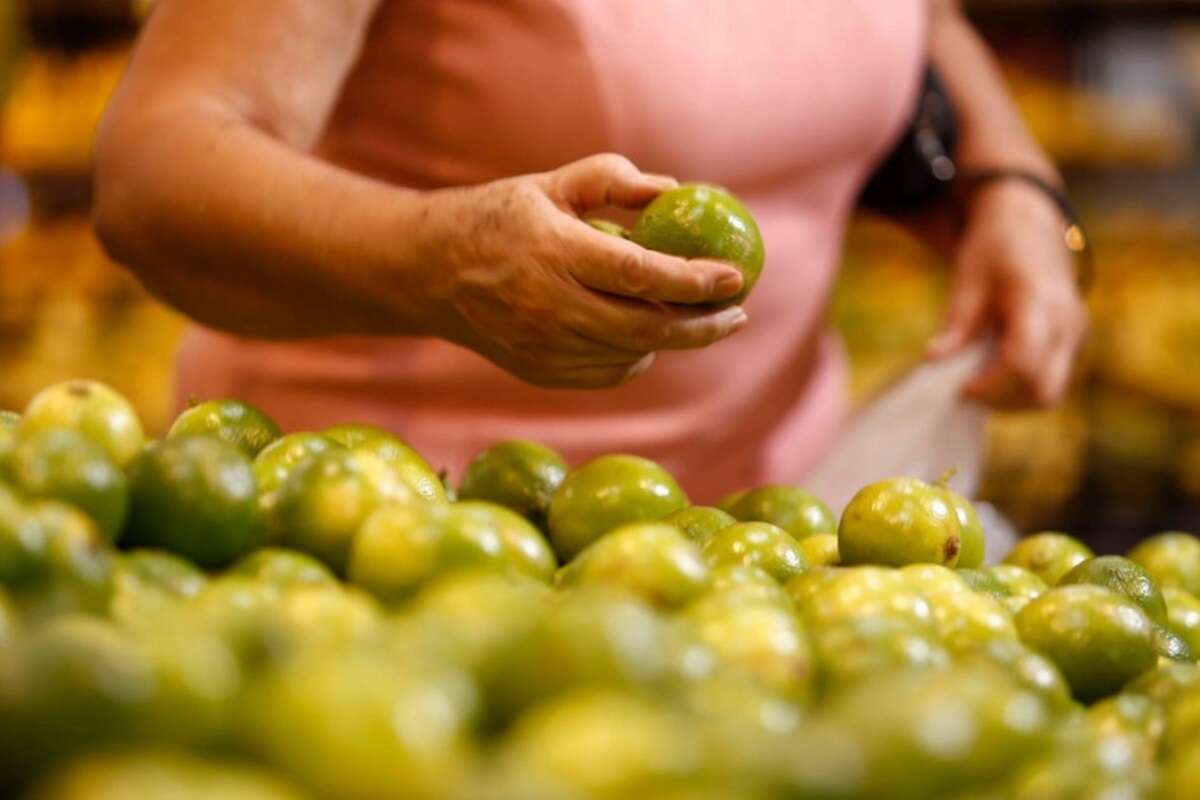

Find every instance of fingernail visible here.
[714,269,744,296]
[646,174,679,189]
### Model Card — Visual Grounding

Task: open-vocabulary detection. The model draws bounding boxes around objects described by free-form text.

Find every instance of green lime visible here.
[497,689,698,797]
[962,638,1074,714]
[0,411,18,432]
[838,477,962,567]
[632,183,765,305]
[126,436,264,569]
[1156,624,1194,663]
[701,522,807,585]
[1165,739,1200,800]
[168,398,281,458]
[115,549,206,597]
[1003,532,1093,586]
[684,593,814,702]
[449,501,556,582]
[458,440,568,525]
[939,485,985,568]
[0,481,48,586]
[808,614,949,693]
[1086,692,1164,742]
[705,564,793,608]
[108,549,206,631]
[795,567,936,632]
[1015,584,1157,703]
[1164,586,1200,655]
[1164,687,1200,756]
[229,548,336,588]
[7,427,128,543]
[29,751,308,800]
[557,522,710,609]
[899,562,971,595]
[348,504,447,604]
[662,505,736,545]
[1058,555,1168,626]
[323,423,446,503]
[984,564,1048,613]
[253,433,341,497]
[22,615,155,753]
[547,454,687,561]
[956,568,1010,602]
[1128,532,1200,596]
[798,532,840,567]
[20,380,144,468]
[1125,661,1200,706]
[723,486,835,541]
[925,587,1017,654]
[17,501,114,621]
[276,448,415,573]
[239,649,474,800]
[586,218,631,238]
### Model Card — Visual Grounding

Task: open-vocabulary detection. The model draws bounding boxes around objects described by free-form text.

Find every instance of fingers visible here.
[963,295,1087,409]
[570,297,749,353]
[928,263,989,358]
[548,153,677,213]
[567,221,744,304]
[511,353,657,390]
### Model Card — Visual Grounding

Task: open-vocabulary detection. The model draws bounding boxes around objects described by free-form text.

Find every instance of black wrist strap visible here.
[957,167,1094,292]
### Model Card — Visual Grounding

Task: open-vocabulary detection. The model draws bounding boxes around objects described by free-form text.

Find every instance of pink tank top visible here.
[175,0,927,502]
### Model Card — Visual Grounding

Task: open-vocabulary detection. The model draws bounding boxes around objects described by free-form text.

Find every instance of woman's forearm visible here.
[94,103,434,339]
[929,0,1057,178]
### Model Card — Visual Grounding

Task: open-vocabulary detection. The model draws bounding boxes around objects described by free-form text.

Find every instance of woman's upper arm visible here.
[102,0,383,149]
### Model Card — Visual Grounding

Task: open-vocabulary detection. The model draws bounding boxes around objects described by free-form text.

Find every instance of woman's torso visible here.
[176,0,927,501]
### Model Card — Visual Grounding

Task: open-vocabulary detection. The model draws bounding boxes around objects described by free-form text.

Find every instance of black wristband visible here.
[957,167,1093,292]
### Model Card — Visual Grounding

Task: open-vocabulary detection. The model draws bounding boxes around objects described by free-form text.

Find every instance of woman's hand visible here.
[927,180,1088,409]
[413,154,749,389]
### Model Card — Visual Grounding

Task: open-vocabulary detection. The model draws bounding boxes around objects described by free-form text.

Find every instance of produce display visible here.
[3,380,1200,799]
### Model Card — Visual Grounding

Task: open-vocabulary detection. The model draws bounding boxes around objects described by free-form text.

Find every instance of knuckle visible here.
[615,250,653,295]
[592,152,633,174]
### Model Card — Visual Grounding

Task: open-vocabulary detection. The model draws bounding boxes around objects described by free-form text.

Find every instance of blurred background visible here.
[1,0,1198,546]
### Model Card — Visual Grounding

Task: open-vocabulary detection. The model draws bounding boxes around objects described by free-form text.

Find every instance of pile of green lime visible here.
[3,379,1200,799]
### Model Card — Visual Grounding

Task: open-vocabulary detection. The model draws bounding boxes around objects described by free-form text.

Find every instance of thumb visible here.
[548,153,677,214]
[928,263,989,358]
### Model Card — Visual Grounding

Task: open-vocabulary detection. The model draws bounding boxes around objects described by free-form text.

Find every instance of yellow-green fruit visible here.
[547,455,687,562]
[839,477,962,567]
[557,522,710,609]
[1124,661,1200,706]
[323,424,445,503]
[253,432,342,536]
[632,183,765,305]
[984,564,1048,613]
[229,548,336,588]
[722,486,835,540]
[925,588,1018,654]
[1003,532,1093,586]
[7,427,129,543]
[663,505,736,545]
[1058,555,1168,626]
[125,437,264,569]
[796,567,935,632]
[449,501,556,582]
[457,440,567,524]
[20,380,144,468]
[1164,586,1200,655]
[1128,532,1200,596]
[940,486,985,568]
[1164,739,1200,800]
[497,689,700,797]
[808,615,949,692]
[240,649,475,800]
[705,564,793,608]
[28,751,308,800]
[348,504,449,604]
[899,563,971,595]
[799,533,840,567]
[168,399,281,458]
[1015,585,1157,703]
[1155,625,1193,662]
[276,449,414,573]
[684,593,814,702]
[701,522,807,585]
[961,638,1074,714]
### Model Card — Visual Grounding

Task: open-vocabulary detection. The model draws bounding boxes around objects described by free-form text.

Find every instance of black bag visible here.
[859,65,960,214]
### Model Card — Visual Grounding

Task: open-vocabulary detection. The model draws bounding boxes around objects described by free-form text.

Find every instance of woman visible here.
[93,0,1086,502]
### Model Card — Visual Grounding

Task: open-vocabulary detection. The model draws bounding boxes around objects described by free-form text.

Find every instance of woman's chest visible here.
[322,0,927,191]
